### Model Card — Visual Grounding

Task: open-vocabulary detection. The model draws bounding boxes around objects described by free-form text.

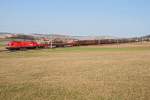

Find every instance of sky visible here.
[0,0,150,37]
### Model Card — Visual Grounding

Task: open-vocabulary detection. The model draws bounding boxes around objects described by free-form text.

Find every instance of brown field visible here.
[0,42,150,100]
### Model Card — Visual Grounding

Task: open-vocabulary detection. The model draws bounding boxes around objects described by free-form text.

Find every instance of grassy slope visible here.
[0,44,150,100]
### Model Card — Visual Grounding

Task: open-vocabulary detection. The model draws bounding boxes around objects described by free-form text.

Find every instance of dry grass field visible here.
[0,42,150,100]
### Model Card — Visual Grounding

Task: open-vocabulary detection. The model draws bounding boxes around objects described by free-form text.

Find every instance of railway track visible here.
[0,49,13,53]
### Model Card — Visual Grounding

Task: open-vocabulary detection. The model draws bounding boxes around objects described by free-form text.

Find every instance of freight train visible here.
[6,40,75,50]
[6,38,139,50]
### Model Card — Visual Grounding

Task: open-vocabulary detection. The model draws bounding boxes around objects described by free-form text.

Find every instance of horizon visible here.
[1,32,149,38]
[0,0,150,37]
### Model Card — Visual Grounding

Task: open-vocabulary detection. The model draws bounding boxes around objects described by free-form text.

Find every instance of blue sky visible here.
[0,0,150,37]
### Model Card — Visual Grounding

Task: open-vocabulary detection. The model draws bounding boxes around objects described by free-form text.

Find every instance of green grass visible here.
[1,46,150,58]
[52,46,150,51]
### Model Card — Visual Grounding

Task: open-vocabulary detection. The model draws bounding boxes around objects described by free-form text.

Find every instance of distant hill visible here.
[72,36,117,40]
[0,32,18,40]
[139,34,150,41]
[1,32,150,41]
[31,34,117,40]
[142,34,150,38]
[30,34,74,40]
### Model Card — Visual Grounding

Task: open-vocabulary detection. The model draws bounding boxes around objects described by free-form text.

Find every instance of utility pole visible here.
[98,39,101,45]
[117,39,119,48]
[51,36,53,48]
[51,40,52,48]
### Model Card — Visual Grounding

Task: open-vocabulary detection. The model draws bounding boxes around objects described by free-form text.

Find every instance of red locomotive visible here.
[6,41,49,50]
